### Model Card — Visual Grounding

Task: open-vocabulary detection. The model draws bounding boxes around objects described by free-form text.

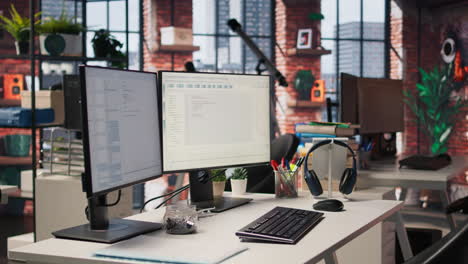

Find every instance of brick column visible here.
[143,0,193,72]
[275,0,322,134]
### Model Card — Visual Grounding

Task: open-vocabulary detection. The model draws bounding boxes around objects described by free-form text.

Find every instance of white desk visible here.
[0,185,18,204]
[9,193,412,264]
[358,156,468,230]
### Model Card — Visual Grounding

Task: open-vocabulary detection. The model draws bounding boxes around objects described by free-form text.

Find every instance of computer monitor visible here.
[159,71,271,212]
[341,73,403,134]
[53,66,163,243]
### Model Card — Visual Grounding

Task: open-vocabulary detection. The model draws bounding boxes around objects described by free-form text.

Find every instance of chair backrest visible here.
[403,218,468,264]
[239,134,299,193]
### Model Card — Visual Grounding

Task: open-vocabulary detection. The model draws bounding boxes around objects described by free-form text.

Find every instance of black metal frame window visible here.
[192,0,274,73]
[321,0,390,120]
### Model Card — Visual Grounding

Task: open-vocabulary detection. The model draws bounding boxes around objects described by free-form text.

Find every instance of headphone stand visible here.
[326,139,334,199]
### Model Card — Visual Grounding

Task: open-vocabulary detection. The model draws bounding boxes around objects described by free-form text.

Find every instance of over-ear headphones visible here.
[303,140,357,196]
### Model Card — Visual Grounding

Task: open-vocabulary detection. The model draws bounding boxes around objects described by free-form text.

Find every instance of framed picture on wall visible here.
[297,29,312,49]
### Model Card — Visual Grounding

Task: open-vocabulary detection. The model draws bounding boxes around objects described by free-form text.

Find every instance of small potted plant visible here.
[37,12,84,56]
[210,169,226,199]
[230,167,248,196]
[294,70,316,100]
[91,29,127,69]
[0,4,41,55]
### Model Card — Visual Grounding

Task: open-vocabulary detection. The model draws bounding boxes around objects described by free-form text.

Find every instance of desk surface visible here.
[10,193,403,264]
[359,156,467,190]
[0,185,17,194]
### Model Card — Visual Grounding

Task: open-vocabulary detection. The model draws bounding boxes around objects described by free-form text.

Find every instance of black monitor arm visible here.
[227,19,288,87]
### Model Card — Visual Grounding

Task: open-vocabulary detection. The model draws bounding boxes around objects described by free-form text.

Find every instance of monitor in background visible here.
[340,73,404,134]
[160,71,271,212]
[53,66,163,243]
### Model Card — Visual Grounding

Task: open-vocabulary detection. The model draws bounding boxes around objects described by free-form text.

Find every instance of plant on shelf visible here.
[403,62,466,155]
[210,169,226,198]
[36,12,84,56]
[230,168,248,196]
[0,4,41,55]
[294,70,316,100]
[91,29,127,69]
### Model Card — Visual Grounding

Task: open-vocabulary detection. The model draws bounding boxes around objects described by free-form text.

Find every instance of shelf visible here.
[0,54,127,62]
[8,190,33,200]
[286,48,332,56]
[157,45,200,52]
[287,100,325,108]
[0,123,63,129]
[0,156,32,166]
[0,99,21,107]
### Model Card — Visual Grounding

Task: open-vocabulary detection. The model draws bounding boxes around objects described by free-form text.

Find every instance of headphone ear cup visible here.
[304,170,323,196]
[339,168,357,195]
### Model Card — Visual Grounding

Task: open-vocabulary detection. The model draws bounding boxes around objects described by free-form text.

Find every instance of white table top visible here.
[358,156,467,190]
[0,185,17,194]
[10,193,403,264]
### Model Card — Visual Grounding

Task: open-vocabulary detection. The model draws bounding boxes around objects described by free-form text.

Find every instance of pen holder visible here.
[274,170,298,198]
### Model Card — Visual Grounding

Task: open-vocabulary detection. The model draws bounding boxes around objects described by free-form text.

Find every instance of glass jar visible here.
[163,204,198,234]
[274,169,298,198]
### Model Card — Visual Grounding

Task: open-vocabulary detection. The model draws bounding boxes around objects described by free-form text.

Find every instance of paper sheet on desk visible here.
[94,234,248,264]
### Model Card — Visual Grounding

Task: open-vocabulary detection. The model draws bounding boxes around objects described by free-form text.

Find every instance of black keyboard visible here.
[235,206,324,244]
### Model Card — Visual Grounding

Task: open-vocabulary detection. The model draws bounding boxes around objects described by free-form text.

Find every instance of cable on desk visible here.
[140,184,189,213]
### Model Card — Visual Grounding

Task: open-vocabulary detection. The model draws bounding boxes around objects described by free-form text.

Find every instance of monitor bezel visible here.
[158,70,273,174]
[80,65,163,198]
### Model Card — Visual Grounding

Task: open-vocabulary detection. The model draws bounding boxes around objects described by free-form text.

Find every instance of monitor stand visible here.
[189,170,252,213]
[53,194,162,243]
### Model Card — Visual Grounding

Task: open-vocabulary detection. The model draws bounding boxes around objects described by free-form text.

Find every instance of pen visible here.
[270,160,279,171]
[285,159,290,171]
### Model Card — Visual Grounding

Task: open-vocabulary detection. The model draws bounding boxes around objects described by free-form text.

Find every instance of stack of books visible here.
[295,121,360,143]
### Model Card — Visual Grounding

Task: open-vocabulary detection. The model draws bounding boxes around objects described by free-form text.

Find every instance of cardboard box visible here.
[21,90,64,125]
[160,26,193,46]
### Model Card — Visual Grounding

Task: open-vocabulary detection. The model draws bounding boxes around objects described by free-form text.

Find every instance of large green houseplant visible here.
[91,29,127,69]
[37,12,84,56]
[0,4,41,55]
[403,62,465,155]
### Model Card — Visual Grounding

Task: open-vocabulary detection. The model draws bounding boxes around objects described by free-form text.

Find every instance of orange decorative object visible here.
[4,74,24,100]
[453,51,465,82]
[311,80,325,103]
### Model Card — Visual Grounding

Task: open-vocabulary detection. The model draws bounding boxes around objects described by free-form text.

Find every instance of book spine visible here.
[295,125,336,134]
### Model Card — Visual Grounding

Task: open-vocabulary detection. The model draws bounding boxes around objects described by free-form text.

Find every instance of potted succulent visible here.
[230,167,248,196]
[210,169,226,199]
[91,29,127,69]
[37,13,84,56]
[0,4,41,55]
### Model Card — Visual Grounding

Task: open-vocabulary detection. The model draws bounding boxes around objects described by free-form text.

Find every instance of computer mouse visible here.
[313,199,344,212]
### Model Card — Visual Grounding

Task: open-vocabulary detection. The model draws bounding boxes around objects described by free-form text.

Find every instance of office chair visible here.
[225,134,299,194]
[402,196,468,264]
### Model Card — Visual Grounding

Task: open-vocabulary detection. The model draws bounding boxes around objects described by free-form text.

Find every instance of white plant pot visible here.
[40,34,82,56]
[231,179,247,196]
[212,181,226,198]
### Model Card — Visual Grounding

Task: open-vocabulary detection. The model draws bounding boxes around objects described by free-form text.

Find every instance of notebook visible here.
[94,234,248,264]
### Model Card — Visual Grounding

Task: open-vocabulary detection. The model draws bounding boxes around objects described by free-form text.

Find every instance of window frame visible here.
[321,0,390,120]
[192,0,275,73]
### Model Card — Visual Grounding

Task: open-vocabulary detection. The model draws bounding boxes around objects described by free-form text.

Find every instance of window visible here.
[192,0,274,73]
[321,0,389,121]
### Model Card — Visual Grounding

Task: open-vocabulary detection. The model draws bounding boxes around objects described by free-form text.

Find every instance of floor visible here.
[0,215,33,264]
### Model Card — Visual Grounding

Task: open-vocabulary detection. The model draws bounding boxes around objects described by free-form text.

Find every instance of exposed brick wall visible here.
[142,0,193,72]
[391,0,468,155]
[275,0,322,134]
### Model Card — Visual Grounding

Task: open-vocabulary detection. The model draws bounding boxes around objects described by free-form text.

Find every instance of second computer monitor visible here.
[160,71,271,172]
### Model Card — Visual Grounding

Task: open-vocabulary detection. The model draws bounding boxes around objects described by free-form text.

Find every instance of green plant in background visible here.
[91,29,127,69]
[403,62,466,155]
[0,4,41,42]
[37,12,83,35]
[294,70,316,100]
[231,168,248,180]
[210,169,226,182]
